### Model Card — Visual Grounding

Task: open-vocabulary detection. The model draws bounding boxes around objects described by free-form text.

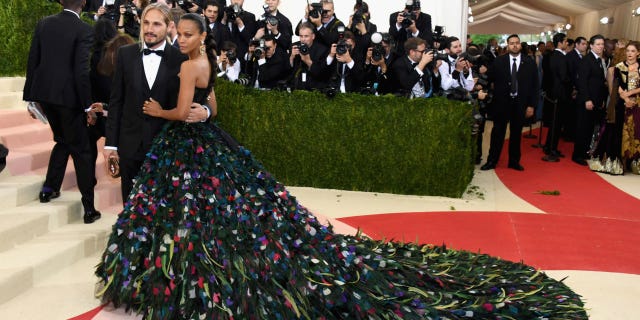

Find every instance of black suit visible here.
[265,11,293,51]
[289,42,331,91]
[391,56,439,98]
[388,11,432,55]
[486,53,539,166]
[564,49,583,140]
[208,21,231,54]
[573,52,608,160]
[544,50,572,152]
[227,10,257,72]
[106,43,186,202]
[23,10,96,211]
[254,47,290,89]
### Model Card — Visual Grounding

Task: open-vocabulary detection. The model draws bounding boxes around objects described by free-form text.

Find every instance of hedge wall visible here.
[215,81,475,198]
[0,0,60,76]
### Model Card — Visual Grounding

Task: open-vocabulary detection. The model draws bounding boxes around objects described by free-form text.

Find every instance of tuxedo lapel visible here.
[153,56,168,93]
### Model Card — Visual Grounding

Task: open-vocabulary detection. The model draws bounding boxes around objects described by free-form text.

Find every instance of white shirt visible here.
[142,41,168,89]
[439,55,474,91]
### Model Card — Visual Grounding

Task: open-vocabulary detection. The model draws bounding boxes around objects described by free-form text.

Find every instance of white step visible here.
[0,92,25,110]
[0,77,26,93]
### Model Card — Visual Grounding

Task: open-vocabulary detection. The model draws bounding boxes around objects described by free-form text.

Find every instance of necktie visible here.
[596,57,604,73]
[143,48,164,57]
[510,58,518,94]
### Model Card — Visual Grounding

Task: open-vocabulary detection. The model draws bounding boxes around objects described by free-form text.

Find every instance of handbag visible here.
[108,156,120,178]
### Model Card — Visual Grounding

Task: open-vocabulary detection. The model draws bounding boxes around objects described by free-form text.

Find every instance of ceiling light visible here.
[468,7,473,15]
[633,7,640,16]
[600,17,613,24]
[565,23,572,30]
[468,16,474,23]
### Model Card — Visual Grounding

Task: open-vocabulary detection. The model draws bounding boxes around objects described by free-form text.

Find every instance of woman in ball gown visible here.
[588,44,627,174]
[95,13,587,320]
[617,42,640,174]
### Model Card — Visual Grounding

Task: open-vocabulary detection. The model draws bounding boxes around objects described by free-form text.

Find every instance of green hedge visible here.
[216,81,475,197]
[0,1,60,76]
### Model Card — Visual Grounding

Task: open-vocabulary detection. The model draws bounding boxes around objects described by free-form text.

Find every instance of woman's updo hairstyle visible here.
[180,13,217,90]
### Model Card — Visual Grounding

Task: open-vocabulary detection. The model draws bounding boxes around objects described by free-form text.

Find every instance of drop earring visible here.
[200,41,205,56]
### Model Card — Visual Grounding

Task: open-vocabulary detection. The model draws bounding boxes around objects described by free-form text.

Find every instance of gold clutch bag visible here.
[108,157,120,178]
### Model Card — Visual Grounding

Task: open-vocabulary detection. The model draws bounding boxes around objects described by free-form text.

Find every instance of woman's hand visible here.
[143,98,163,117]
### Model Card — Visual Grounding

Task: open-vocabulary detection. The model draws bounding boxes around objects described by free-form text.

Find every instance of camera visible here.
[259,4,279,28]
[458,50,485,66]
[400,11,416,29]
[352,0,367,25]
[175,0,194,11]
[430,49,449,62]
[253,39,266,59]
[225,4,243,21]
[476,73,489,89]
[234,77,251,86]
[122,3,137,17]
[335,26,351,55]
[308,2,324,19]
[405,0,421,11]
[299,43,310,55]
[370,32,385,62]
[432,25,447,49]
[226,50,237,64]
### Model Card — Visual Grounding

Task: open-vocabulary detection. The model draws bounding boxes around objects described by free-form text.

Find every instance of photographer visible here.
[388,0,433,56]
[223,0,257,73]
[172,0,203,13]
[363,32,397,95]
[467,46,492,164]
[115,0,147,39]
[439,36,475,94]
[218,41,241,82]
[347,1,377,62]
[296,0,345,49]
[245,36,290,89]
[204,0,230,54]
[289,22,330,91]
[390,37,440,98]
[326,29,364,93]
[253,0,293,52]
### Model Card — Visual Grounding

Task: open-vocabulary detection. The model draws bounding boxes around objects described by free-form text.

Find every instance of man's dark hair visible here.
[404,37,426,53]
[589,34,605,45]
[64,0,84,10]
[575,36,587,44]
[507,34,519,42]
[445,36,459,50]
[567,38,575,46]
[552,33,566,48]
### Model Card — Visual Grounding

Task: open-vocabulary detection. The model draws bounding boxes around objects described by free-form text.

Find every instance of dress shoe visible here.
[508,163,525,171]
[552,150,565,158]
[572,157,588,166]
[480,162,496,171]
[39,190,61,203]
[84,210,101,224]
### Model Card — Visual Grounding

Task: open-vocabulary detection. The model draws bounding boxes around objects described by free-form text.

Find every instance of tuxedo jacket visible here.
[391,55,439,97]
[105,43,187,161]
[566,49,582,89]
[488,53,539,120]
[269,12,293,51]
[388,11,433,54]
[577,52,608,109]
[24,10,93,110]
[208,22,231,54]
[228,10,257,66]
[256,47,290,89]
[289,42,330,91]
[548,50,572,102]
[327,55,365,93]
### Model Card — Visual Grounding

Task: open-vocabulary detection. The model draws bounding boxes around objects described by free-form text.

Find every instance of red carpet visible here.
[339,127,640,274]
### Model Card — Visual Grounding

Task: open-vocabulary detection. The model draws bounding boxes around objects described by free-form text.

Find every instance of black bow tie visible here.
[143,48,164,56]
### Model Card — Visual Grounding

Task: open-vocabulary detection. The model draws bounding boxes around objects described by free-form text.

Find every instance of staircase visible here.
[0,77,122,306]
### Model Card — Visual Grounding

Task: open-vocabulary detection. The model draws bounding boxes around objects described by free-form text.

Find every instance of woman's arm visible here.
[143,61,196,121]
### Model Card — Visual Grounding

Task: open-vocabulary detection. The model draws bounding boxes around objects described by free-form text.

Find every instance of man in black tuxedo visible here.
[104,3,210,204]
[326,31,365,93]
[390,37,439,98]
[572,34,608,166]
[249,36,290,89]
[23,0,100,224]
[254,0,293,52]
[388,0,432,56]
[563,36,587,141]
[203,0,230,54]
[481,34,539,171]
[543,33,572,159]
[288,22,330,91]
[223,0,256,73]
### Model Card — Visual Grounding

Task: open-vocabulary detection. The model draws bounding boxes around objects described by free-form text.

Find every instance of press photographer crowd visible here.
[38,0,640,176]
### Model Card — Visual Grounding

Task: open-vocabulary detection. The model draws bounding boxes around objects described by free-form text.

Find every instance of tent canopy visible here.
[469,0,634,34]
